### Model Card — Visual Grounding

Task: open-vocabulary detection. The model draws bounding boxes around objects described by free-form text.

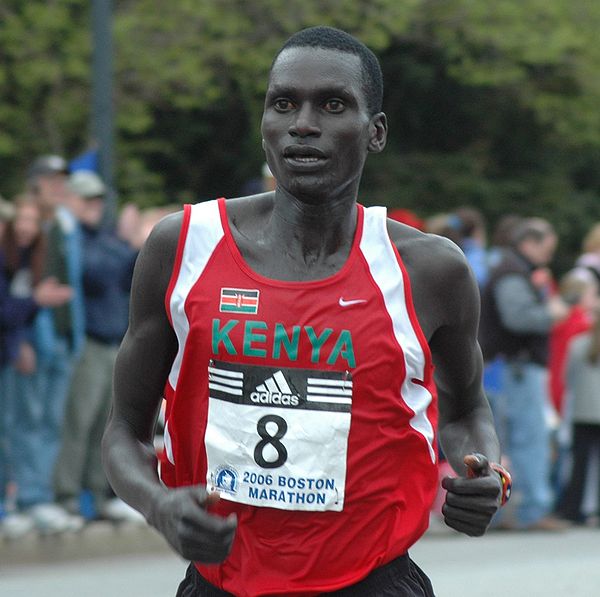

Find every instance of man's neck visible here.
[269,187,358,262]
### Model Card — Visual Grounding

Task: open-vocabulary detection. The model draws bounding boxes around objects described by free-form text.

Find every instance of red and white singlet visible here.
[162,198,438,597]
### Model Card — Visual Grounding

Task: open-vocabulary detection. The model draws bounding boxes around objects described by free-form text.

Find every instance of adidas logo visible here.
[250,370,300,407]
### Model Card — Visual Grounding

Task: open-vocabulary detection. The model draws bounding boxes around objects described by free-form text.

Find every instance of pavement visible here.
[414,519,600,596]
[1,518,599,596]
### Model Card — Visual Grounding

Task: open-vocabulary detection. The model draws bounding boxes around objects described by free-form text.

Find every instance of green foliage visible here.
[416,0,600,146]
[1,0,600,269]
[0,1,91,179]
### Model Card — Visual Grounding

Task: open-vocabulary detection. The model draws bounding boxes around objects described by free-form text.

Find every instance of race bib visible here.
[205,360,353,512]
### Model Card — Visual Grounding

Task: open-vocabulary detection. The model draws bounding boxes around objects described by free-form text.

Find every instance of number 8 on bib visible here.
[205,360,352,512]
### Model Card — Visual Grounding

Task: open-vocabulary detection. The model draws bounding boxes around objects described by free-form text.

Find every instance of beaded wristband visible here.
[490,462,512,506]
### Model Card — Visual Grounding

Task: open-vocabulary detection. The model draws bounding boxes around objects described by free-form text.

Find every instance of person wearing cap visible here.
[53,170,142,523]
[26,155,69,221]
[15,155,86,534]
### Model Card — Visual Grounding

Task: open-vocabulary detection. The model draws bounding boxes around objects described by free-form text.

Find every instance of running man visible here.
[103,26,509,596]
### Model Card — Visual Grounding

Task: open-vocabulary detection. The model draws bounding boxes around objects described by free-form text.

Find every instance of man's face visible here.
[261,47,385,203]
[14,203,41,248]
[36,172,68,209]
[521,232,558,266]
[79,197,105,228]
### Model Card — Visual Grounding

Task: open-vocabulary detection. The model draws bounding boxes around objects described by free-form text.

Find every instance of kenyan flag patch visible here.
[219,288,260,314]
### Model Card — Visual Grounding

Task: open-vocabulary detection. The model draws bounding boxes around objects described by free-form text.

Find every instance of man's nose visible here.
[288,104,321,138]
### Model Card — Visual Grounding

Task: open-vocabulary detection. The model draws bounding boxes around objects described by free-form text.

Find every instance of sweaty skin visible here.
[102,46,501,566]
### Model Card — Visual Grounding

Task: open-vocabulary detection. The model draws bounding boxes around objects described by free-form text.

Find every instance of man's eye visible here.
[325,99,345,113]
[274,99,293,112]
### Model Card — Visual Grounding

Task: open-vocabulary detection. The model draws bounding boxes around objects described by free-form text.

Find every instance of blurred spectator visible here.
[452,207,489,289]
[52,171,142,523]
[424,208,489,287]
[1,194,72,538]
[549,269,599,416]
[116,202,142,249]
[27,155,70,221]
[557,307,600,525]
[10,154,86,534]
[0,197,15,524]
[483,214,524,443]
[479,217,569,530]
[487,214,523,270]
[549,268,599,502]
[1,195,73,369]
[0,196,15,237]
[575,222,600,284]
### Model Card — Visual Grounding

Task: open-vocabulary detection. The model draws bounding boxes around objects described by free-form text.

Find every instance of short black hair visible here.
[272,26,383,116]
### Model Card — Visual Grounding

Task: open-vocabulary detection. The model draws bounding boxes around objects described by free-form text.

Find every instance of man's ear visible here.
[367,112,387,153]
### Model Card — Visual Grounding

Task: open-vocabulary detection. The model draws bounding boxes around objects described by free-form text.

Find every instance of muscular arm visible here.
[102,213,180,517]
[394,227,502,535]
[428,239,502,534]
[430,242,500,473]
[102,212,236,561]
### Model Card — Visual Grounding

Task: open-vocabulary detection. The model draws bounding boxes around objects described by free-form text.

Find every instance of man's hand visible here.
[147,486,237,562]
[441,453,501,537]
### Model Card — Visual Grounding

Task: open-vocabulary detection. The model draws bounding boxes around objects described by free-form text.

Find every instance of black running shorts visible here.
[176,554,435,596]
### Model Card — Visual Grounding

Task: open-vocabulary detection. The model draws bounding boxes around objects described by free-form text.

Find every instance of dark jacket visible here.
[0,250,37,367]
[479,248,550,366]
[81,225,137,346]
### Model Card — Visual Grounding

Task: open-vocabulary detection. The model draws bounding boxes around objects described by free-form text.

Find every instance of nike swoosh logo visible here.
[339,297,368,307]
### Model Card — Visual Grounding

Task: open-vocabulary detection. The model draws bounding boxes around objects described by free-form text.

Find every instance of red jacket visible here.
[549,306,592,414]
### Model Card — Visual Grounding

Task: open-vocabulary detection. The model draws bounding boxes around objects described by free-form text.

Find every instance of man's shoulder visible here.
[384,218,477,334]
[386,218,468,279]
[139,210,186,267]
